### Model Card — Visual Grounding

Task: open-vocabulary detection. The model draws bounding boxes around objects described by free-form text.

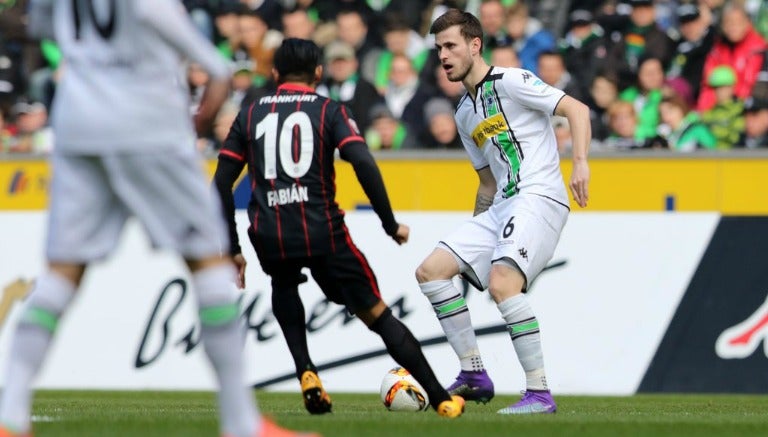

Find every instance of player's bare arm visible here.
[194,78,230,137]
[555,95,591,208]
[232,253,247,289]
[473,166,496,216]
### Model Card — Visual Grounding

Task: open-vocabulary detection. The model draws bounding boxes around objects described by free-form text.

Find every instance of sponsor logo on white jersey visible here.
[471,113,508,147]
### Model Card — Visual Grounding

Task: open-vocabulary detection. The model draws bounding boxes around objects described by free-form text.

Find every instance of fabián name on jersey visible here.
[267,184,309,207]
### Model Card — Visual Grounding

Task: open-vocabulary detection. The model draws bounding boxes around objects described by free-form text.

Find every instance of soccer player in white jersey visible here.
[415,9,590,414]
[0,1,317,437]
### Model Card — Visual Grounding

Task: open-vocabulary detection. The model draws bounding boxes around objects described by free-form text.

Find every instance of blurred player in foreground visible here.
[0,1,316,436]
[415,9,591,414]
[213,38,464,418]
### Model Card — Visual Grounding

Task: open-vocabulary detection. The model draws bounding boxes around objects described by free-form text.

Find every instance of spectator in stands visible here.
[479,0,510,61]
[603,100,644,149]
[701,66,745,150]
[282,7,316,40]
[552,116,572,154]
[740,97,768,148]
[433,64,464,106]
[241,0,283,30]
[698,3,767,111]
[0,106,11,152]
[384,54,434,143]
[7,99,52,154]
[504,2,556,74]
[753,0,768,40]
[336,8,382,72]
[423,97,461,149]
[489,41,521,68]
[559,9,609,106]
[753,49,768,101]
[26,38,61,110]
[701,0,727,25]
[538,50,585,102]
[364,104,418,150]
[589,72,620,142]
[229,60,268,108]
[316,41,383,133]
[666,3,716,103]
[663,76,695,108]
[235,9,281,87]
[0,0,44,111]
[605,0,675,91]
[187,63,209,114]
[368,0,433,33]
[370,14,430,94]
[214,2,244,59]
[183,0,217,41]
[0,43,16,116]
[658,93,716,151]
[620,56,666,142]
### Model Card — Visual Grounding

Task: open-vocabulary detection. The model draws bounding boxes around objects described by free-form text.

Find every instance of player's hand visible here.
[393,224,410,245]
[569,159,590,208]
[232,253,247,288]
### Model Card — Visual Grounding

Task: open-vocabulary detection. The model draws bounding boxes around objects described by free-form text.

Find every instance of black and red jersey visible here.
[218,83,380,260]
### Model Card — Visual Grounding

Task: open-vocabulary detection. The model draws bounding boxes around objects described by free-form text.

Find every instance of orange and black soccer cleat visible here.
[436,395,465,418]
[300,370,332,415]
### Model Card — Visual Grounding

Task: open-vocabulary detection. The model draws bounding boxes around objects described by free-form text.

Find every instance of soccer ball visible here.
[380,367,429,412]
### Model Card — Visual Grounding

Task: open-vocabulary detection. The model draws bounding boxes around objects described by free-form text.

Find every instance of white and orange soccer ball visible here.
[379,367,429,412]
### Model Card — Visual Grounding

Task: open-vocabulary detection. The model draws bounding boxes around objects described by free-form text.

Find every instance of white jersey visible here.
[455,66,568,206]
[30,0,231,153]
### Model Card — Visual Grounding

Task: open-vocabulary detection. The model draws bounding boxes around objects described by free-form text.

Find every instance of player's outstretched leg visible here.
[193,263,260,436]
[418,279,495,404]
[271,285,331,414]
[0,271,77,437]
[495,293,556,415]
[366,306,464,418]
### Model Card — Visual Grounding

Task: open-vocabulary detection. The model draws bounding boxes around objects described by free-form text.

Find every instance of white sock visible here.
[420,280,484,372]
[0,272,75,433]
[194,264,259,437]
[497,294,548,391]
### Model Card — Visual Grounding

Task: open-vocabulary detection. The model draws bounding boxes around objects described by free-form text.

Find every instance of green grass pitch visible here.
[29,391,768,437]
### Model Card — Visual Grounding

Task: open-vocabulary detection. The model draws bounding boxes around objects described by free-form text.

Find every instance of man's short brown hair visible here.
[429,8,484,49]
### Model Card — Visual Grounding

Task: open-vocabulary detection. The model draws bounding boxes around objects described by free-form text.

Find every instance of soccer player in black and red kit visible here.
[214,38,464,418]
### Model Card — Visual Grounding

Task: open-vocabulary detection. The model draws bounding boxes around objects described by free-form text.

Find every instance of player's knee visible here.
[415,254,454,284]
[488,262,526,303]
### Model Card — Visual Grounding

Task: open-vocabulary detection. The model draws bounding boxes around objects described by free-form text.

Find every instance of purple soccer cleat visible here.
[445,370,495,404]
[497,390,557,415]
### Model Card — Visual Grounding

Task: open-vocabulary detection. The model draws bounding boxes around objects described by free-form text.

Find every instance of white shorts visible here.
[439,193,568,290]
[46,150,228,263]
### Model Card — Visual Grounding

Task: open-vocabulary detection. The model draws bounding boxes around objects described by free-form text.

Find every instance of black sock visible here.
[271,285,316,378]
[370,307,451,409]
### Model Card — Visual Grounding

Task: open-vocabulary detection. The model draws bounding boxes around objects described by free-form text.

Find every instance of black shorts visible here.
[257,238,382,314]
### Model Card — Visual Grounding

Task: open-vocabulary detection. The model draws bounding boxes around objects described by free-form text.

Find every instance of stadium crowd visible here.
[0,0,767,155]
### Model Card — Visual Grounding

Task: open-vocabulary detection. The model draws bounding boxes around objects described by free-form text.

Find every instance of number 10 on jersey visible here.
[256,112,314,179]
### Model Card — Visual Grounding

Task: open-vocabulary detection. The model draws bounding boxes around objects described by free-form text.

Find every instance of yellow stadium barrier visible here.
[2,152,767,213]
